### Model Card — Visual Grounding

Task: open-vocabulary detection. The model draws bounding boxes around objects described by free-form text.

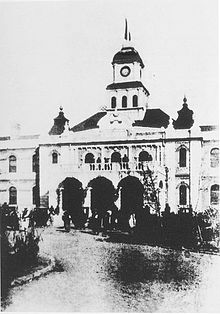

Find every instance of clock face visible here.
[120,66,131,77]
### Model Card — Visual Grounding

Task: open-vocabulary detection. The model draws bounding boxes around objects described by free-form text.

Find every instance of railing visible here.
[82,161,157,172]
[61,161,160,173]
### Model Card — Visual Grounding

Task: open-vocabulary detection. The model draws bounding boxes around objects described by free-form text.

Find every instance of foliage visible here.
[142,166,160,215]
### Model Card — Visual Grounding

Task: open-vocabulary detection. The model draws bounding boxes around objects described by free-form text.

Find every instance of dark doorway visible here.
[88,176,117,216]
[118,176,144,231]
[59,177,85,228]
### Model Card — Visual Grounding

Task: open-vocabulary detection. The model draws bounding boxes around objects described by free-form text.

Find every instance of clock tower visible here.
[105,20,150,124]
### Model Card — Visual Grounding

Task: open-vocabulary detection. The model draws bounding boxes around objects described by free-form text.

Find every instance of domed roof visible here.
[112,46,144,68]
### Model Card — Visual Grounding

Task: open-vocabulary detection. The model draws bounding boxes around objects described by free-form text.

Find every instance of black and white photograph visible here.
[0,0,219,312]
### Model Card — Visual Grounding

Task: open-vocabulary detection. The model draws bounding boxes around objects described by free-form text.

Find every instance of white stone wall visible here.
[0,141,37,212]
[0,126,218,214]
[200,136,219,210]
[38,135,167,211]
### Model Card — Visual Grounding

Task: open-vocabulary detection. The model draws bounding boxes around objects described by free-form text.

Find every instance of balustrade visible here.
[82,161,156,172]
[61,161,159,173]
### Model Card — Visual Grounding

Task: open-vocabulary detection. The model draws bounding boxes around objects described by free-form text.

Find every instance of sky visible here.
[0,0,218,136]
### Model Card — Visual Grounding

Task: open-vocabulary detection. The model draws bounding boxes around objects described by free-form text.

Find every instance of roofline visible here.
[38,136,203,147]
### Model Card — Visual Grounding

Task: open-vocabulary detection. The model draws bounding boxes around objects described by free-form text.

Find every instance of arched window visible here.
[111,96,116,109]
[122,154,129,162]
[111,152,121,163]
[133,95,138,107]
[210,148,219,168]
[122,96,127,108]
[179,185,187,205]
[139,151,152,162]
[32,154,37,172]
[33,186,37,205]
[85,153,95,163]
[9,186,17,204]
[52,152,58,164]
[210,184,219,205]
[9,155,16,173]
[179,147,187,167]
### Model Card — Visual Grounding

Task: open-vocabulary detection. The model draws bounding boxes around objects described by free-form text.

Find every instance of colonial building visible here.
[0,26,219,217]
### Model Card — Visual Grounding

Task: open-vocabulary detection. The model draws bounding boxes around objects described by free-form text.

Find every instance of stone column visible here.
[53,188,63,227]
[59,188,64,212]
[87,187,92,218]
[116,187,122,211]
[128,145,131,164]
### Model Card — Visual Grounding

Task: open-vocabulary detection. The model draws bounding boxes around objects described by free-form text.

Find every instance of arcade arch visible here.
[88,176,117,216]
[118,176,144,230]
[58,177,85,228]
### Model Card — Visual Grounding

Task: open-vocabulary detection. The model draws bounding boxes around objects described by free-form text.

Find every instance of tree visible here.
[142,163,160,216]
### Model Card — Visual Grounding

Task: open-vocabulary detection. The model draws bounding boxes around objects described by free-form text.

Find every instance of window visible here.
[133,95,138,107]
[111,96,116,109]
[139,151,152,162]
[122,96,127,108]
[9,155,16,173]
[111,152,121,163]
[32,154,37,172]
[52,152,58,164]
[85,153,95,163]
[179,185,187,205]
[9,186,17,204]
[179,147,187,167]
[32,186,38,205]
[210,148,219,168]
[210,184,219,205]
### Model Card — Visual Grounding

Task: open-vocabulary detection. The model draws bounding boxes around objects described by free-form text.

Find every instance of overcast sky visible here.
[0,0,218,135]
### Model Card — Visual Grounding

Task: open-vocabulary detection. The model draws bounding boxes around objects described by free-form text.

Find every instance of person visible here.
[62,211,70,232]
[91,212,101,235]
[103,210,111,235]
[2,202,10,215]
[49,206,55,215]
[22,208,28,220]
[20,208,30,230]
[129,213,136,233]
[48,206,55,225]
[10,207,19,230]
[28,207,36,228]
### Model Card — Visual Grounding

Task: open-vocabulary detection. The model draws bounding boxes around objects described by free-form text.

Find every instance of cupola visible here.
[172,97,194,129]
[49,106,69,135]
[112,46,144,68]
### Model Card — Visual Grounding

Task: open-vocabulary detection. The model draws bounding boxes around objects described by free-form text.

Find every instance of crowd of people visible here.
[1,201,218,250]
[0,202,58,232]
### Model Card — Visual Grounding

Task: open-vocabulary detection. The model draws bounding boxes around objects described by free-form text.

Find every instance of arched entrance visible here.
[58,177,85,228]
[118,176,144,230]
[88,176,117,216]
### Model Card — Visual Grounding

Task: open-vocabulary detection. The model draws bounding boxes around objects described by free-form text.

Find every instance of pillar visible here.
[116,187,122,210]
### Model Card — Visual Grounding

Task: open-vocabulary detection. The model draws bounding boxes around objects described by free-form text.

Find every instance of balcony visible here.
[61,161,160,174]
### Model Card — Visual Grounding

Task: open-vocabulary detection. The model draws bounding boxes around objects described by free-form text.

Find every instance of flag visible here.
[124,18,128,40]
